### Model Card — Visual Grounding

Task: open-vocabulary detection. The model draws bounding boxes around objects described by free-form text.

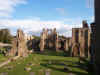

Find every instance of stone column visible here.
[40,33,45,52]
[16,29,28,57]
[40,28,47,52]
[72,28,79,57]
[8,38,17,56]
[55,33,59,51]
[79,29,85,57]
[64,39,69,52]
[53,28,59,51]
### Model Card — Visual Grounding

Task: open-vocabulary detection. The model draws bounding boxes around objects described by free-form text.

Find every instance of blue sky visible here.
[0,0,94,37]
[13,0,94,20]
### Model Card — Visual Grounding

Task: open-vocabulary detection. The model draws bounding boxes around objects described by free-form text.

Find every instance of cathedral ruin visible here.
[72,20,91,57]
[6,20,92,59]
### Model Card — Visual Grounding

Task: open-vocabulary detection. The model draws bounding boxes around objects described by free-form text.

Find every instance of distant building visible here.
[25,34,34,41]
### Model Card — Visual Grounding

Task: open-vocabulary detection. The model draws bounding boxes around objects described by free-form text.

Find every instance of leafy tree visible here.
[0,29,13,43]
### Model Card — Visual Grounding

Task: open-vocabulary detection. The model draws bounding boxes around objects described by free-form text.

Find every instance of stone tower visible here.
[72,21,90,57]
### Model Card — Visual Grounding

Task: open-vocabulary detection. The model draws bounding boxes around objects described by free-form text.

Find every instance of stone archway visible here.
[72,43,80,57]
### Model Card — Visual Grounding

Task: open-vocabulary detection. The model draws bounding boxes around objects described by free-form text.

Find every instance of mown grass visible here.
[0,54,10,64]
[0,50,92,75]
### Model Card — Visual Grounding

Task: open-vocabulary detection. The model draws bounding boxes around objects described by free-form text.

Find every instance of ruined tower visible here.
[72,20,90,57]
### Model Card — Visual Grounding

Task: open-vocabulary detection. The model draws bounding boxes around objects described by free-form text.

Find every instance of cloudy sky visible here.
[0,0,94,37]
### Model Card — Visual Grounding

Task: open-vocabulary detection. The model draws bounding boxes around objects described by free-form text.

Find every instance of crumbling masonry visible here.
[72,20,91,57]
[8,29,28,57]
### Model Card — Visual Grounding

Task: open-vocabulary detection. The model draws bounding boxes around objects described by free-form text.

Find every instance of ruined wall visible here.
[64,37,72,52]
[72,21,90,57]
[8,38,17,56]
[72,28,80,57]
[79,28,90,58]
[40,28,60,52]
[8,29,28,57]
[17,29,28,57]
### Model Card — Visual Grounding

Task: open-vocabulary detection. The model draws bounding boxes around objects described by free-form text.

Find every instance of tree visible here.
[0,29,13,43]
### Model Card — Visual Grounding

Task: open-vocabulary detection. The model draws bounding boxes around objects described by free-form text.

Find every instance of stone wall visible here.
[40,28,62,52]
[8,29,28,57]
[72,21,90,57]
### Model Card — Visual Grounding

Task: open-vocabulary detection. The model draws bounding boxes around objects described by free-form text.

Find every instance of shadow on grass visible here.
[40,58,94,75]
[34,49,71,57]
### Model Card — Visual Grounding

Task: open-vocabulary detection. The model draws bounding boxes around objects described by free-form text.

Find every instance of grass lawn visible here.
[0,50,93,75]
[0,54,10,64]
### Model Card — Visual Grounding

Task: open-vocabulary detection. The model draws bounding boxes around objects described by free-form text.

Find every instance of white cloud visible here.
[0,18,73,37]
[0,0,27,18]
[0,0,93,37]
[0,16,93,37]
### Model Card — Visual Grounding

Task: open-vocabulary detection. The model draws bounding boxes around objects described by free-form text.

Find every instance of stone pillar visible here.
[40,28,47,52]
[40,32,45,52]
[53,28,59,51]
[79,21,90,58]
[64,39,69,52]
[16,29,28,57]
[79,29,85,57]
[72,28,80,57]
[83,28,89,57]
[88,29,91,58]
[8,38,17,56]
[55,33,59,51]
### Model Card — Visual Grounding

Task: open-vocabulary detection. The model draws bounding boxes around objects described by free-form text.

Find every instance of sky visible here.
[0,0,94,37]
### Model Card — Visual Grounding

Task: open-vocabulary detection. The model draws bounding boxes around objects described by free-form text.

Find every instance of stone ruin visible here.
[6,20,91,58]
[71,20,91,58]
[40,28,48,52]
[40,28,72,52]
[8,29,28,57]
[64,37,72,52]
[40,28,60,52]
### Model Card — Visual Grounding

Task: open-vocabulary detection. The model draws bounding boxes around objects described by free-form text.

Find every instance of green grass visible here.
[0,54,10,64]
[0,50,92,75]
